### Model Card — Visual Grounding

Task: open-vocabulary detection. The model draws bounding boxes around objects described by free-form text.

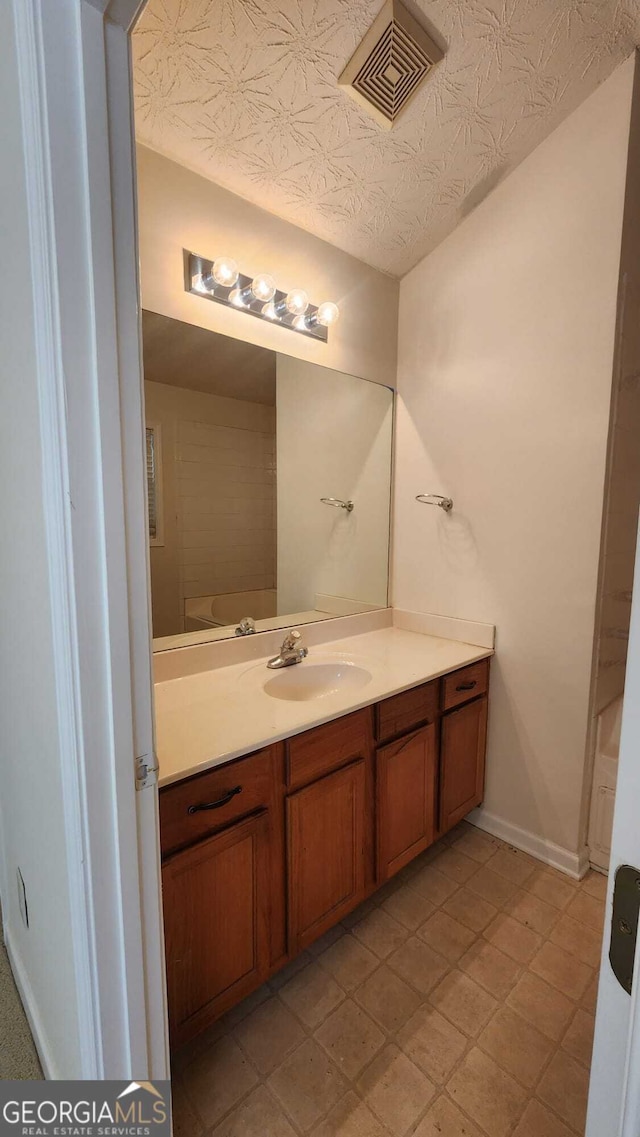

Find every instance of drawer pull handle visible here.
[455,681,477,692]
[187,786,242,814]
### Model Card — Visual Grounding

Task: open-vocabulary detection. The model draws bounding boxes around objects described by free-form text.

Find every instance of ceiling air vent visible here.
[338,0,443,129]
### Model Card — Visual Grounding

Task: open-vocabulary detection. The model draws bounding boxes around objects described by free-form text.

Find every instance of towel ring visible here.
[416,493,453,513]
[321,497,354,513]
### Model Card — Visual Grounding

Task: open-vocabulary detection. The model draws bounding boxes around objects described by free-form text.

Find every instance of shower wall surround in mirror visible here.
[142,311,393,650]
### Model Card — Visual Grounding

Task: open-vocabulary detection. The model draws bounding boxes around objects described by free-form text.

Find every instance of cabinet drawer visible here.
[376,681,438,743]
[442,660,489,712]
[160,747,274,856]
[286,709,370,791]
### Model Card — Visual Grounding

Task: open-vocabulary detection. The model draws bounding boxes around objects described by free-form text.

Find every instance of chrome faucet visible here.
[235,616,256,636]
[267,630,309,669]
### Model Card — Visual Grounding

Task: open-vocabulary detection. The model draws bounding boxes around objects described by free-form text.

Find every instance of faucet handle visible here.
[282,629,301,650]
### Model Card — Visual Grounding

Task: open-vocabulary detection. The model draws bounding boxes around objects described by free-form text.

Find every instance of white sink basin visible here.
[263,659,372,702]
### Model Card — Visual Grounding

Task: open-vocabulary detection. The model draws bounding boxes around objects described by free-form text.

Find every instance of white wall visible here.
[277,356,393,615]
[136,146,399,390]
[0,0,82,1076]
[393,58,635,865]
[145,381,276,637]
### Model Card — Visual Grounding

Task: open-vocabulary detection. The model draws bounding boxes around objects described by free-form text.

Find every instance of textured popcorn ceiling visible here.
[132,0,639,277]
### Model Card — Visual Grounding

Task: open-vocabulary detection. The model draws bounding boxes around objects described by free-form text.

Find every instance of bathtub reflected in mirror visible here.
[142,311,394,651]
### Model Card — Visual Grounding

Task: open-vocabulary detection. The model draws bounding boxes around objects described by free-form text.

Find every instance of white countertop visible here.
[155,626,493,787]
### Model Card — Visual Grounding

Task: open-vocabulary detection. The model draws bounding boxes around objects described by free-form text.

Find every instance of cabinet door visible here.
[162,810,270,1046]
[376,724,437,882]
[440,696,488,833]
[287,760,366,953]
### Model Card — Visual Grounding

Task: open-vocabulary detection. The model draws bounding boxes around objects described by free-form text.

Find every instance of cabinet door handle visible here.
[187,786,242,814]
[455,680,477,692]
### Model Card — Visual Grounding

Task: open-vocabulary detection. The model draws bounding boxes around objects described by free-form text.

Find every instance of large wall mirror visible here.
[142,311,393,650]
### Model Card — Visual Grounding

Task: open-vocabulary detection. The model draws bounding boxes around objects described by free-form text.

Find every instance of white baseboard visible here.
[4,922,56,1079]
[468,807,590,880]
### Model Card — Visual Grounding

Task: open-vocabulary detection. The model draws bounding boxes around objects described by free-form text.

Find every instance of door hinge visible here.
[135,752,159,790]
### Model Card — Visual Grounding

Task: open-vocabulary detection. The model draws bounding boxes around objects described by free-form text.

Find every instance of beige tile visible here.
[171,1016,230,1075]
[171,1076,204,1137]
[308,925,346,957]
[351,908,407,959]
[357,1044,435,1137]
[478,1006,553,1089]
[486,848,536,887]
[512,1099,575,1137]
[562,1007,596,1067]
[581,870,608,900]
[581,973,600,1013]
[430,971,497,1037]
[310,1092,389,1137]
[446,1047,527,1137]
[318,934,379,992]
[315,999,385,1080]
[507,972,575,1041]
[183,1035,259,1129]
[530,941,592,1001]
[388,936,449,995]
[459,941,521,1000]
[397,1005,467,1084]
[411,863,460,905]
[222,983,271,1029]
[443,888,498,933]
[270,950,313,991]
[209,1085,298,1137]
[355,964,422,1033]
[449,828,499,864]
[505,891,559,936]
[537,1049,590,1133]
[281,961,344,1029]
[268,1038,349,1133]
[525,869,575,910]
[381,883,435,931]
[342,897,377,929]
[566,890,606,933]
[431,848,478,884]
[483,914,542,964]
[550,913,602,968]
[233,996,305,1075]
[419,910,476,963]
[413,1095,484,1136]
[466,867,518,908]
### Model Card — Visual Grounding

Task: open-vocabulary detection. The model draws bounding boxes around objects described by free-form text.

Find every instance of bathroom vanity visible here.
[158,644,490,1047]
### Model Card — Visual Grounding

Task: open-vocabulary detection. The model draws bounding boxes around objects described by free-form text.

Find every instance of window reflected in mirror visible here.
[142,311,393,650]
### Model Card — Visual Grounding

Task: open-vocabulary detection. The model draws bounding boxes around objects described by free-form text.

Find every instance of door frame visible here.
[12,0,168,1077]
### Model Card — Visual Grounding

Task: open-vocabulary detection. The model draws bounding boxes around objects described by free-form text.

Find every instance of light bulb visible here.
[316,301,340,327]
[293,315,308,331]
[285,289,309,316]
[229,287,248,308]
[262,301,278,320]
[251,273,277,302]
[212,256,239,288]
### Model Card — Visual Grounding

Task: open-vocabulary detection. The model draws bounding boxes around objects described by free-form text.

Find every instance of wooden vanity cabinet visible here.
[376,723,437,882]
[162,810,271,1046]
[440,693,488,834]
[288,760,367,953]
[159,658,490,1047]
[159,743,286,1047]
[285,709,373,952]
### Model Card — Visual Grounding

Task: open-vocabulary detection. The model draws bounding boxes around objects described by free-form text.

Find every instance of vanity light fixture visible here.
[185,250,340,342]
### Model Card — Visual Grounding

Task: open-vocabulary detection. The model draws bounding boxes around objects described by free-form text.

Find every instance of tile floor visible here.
[171,823,607,1137]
